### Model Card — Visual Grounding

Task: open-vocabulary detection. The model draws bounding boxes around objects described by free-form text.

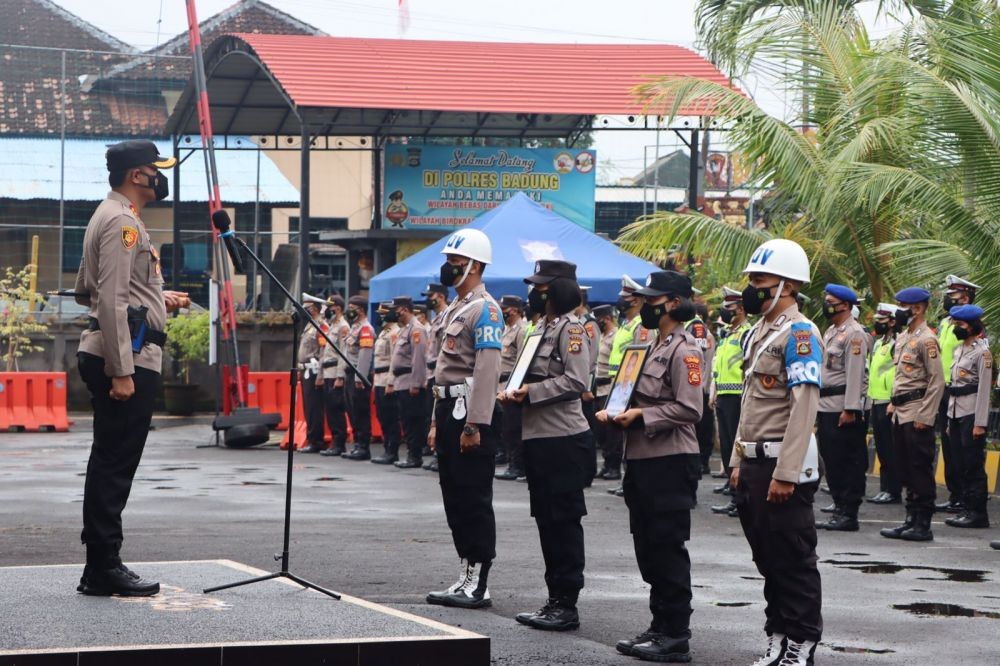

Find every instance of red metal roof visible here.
[235,33,733,116]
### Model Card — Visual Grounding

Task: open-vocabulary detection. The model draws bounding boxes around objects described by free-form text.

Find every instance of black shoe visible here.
[867,492,901,504]
[343,447,371,461]
[711,501,736,515]
[320,446,345,457]
[300,443,324,454]
[631,634,692,663]
[935,500,964,514]
[394,457,423,469]
[820,503,839,514]
[601,469,622,481]
[78,564,159,597]
[614,486,625,497]
[700,462,711,476]
[607,485,623,496]
[880,512,916,539]
[820,514,860,532]
[726,505,739,518]
[616,629,658,656]
[515,598,579,631]
[991,540,1000,550]
[423,458,439,472]
[421,445,433,456]
[713,483,730,494]
[517,475,529,483]
[496,467,525,481]
[900,513,934,542]
[495,452,508,466]
[710,470,727,479]
[821,484,831,494]
[945,511,990,529]
[371,452,399,464]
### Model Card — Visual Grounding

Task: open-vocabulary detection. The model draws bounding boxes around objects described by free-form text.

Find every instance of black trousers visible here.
[301,375,326,446]
[373,386,400,449]
[501,401,524,471]
[398,389,428,460]
[937,395,961,502]
[435,398,497,563]
[345,372,371,446]
[891,420,937,513]
[524,431,592,601]
[595,393,621,471]
[949,415,989,512]
[870,403,901,495]
[735,458,823,643]
[715,394,741,476]
[581,398,599,484]
[815,411,868,514]
[78,352,158,567]
[624,454,700,638]
[695,393,715,468]
[323,380,348,448]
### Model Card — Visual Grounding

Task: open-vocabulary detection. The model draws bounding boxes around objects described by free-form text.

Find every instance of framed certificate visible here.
[504,330,543,393]
[604,345,650,417]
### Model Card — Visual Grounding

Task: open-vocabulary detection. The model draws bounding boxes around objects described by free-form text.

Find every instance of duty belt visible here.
[321,360,338,369]
[432,384,467,400]
[595,377,612,387]
[373,365,389,373]
[87,316,166,348]
[891,388,926,406]
[819,385,847,397]
[427,360,437,370]
[738,440,781,460]
[716,382,742,392]
[947,384,979,397]
[392,367,411,377]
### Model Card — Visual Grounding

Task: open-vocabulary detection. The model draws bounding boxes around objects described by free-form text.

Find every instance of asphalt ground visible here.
[1,419,998,664]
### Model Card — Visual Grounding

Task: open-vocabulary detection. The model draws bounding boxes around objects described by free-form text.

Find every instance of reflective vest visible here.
[938,317,959,385]
[608,316,641,378]
[713,320,751,395]
[524,320,536,341]
[867,337,895,401]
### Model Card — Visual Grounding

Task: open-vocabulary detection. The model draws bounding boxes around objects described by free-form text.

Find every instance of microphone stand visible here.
[203,237,371,599]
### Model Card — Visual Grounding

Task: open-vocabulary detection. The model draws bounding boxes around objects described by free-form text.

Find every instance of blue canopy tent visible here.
[368,193,660,306]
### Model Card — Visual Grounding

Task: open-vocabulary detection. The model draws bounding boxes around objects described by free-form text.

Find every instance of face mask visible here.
[742,283,779,315]
[873,321,890,335]
[671,300,696,323]
[528,289,548,314]
[953,326,970,340]
[639,301,665,329]
[822,302,844,320]
[440,261,472,288]
[943,295,959,312]
[426,296,439,309]
[894,308,911,328]
[346,309,359,322]
[384,310,399,323]
[719,309,735,324]
[324,309,335,320]
[141,171,169,201]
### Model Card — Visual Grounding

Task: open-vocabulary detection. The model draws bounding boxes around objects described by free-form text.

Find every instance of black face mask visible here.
[384,310,399,323]
[822,302,845,320]
[894,308,911,328]
[346,309,359,323]
[141,171,169,201]
[943,295,959,313]
[528,289,548,314]
[324,308,335,320]
[426,296,440,309]
[953,326,970,341]
[719,309,735,324]
[873,321,890,335]
[440,261,467,287]
[639,301,666,330]
[742,283,778,315]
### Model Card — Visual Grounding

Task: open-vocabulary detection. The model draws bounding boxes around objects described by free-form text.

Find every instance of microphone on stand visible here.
[211,209,245,274]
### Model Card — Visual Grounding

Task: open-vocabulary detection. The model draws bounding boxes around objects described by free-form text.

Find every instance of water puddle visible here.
[238,481,280,486]
[893,602,1000,620]
[822,643,895,654]
[713,601,752,607]
[740,576,763,581]
[153,486,177,490]
[315,476,343,482]
[822,559,990,583]
[159,466,199,471]
[833,552,869,557]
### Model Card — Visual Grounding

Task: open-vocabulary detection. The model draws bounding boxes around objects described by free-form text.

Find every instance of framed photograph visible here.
[504,330,544,393]
[604,345,650,417]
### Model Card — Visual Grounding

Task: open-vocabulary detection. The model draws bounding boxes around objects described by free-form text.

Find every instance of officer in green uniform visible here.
[867,303,901,504]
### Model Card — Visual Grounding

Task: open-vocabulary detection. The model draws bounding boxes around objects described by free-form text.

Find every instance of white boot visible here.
[426,558,468,604]
[750,633,786,666]
[777,638,816,666]
[429,561,492,609]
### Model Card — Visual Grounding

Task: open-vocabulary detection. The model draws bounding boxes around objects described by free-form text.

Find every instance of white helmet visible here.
[743,238,810,283]
[441,228,492,264]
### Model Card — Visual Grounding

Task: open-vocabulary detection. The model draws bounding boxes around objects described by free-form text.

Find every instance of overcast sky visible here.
[52,0,892,184]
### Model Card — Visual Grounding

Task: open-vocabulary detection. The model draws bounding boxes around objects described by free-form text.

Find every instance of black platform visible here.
[0,559,489,665]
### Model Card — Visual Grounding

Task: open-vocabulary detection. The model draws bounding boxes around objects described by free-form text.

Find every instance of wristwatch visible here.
[462,424,479,436]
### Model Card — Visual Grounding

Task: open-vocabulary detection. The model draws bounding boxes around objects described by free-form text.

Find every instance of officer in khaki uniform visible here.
[342,295,375,460]
[75,140,188,596]
[942,304,992,529]
[815,284,871,531]
[599,271,704,663]
[729,239,824,666]
[496,295,527,480]
[503,260,592,632]
[880,287,946,542]
[866,303,901,504]
[592,304,620,480]
[319,295,351,456]
[299,294,328,453]
[371,302,402,464]
[422,283,450,470]
[388,296,430,468]
[425,229,503,610]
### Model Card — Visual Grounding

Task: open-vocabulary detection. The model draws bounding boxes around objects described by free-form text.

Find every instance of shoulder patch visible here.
[121,226,138,249]
[359,327,375,348]
[568,338,583,354]
[684,355,701,369]
[584,322,596,339]
[984,355,993,369]
[851,338,862,355]
[638,329,649,342]
[688,369,702,385]
[925,339,939,359]
[474,302,503,351]
[786,322,822,387]
[688,321,706,339]
[412,328,422,345]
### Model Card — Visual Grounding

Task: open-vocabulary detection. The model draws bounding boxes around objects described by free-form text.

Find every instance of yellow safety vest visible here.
[867,337,895,401]
[713,320,751,395]
[608,316,641,378]
[938,317,959,385]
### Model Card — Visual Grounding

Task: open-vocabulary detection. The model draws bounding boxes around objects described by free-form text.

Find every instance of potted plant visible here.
[163,311,210,415]
[0,264,48,372]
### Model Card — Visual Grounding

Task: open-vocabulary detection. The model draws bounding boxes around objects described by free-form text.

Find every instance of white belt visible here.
[738,440,782,459]
[433,384,467,400]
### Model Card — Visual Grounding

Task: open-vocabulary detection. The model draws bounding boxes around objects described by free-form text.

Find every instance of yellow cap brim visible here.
[152,157,177,169]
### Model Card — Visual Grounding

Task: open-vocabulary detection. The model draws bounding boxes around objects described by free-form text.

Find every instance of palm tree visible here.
[618,1,1000,323]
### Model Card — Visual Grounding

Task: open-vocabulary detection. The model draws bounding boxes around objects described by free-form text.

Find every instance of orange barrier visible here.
[246,372,298,430]
[0,372,70,432]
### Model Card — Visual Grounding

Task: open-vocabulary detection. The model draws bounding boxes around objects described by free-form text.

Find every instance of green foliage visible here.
[164,312,210,383]
[0,265,48,372]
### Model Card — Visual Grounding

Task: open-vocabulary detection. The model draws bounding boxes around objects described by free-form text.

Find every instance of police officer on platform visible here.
[496,295,527,481]
[422,283,450,470]
[342,295,375,460]
[425,228,503,609]
[598,271,704,663]
[729,239,824,666]
[371,302,402,464]
[388,296,429,469]
[502,260,592,632]
[319,294,351,456]
[299,294,328,453]
[75,140,189,596]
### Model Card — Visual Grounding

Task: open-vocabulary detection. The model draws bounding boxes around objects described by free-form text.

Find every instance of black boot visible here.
[880,511,916,539]
[427,561,492,609]
[935,499,964,514]
[713,482,730,494]
[867,491,900,504]
[515,596,580,631]
[496,466,525,480]
[945,509,990,529]
[820,502,840,514]
[371,441,400,464]
[320,443,346,457]
[600,468,622,480]
[711,500,737,515]
[631,634,692,663]
[900,511,934,541]
[616,627,659,656]
[394,455,423,469]
[300,443,325,453]
[423,455,438,471]
[79,563,159,597]
[991,540,1000,550]
[343,445,371,461]
[821,512,860,532]
[495,452,508,466]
